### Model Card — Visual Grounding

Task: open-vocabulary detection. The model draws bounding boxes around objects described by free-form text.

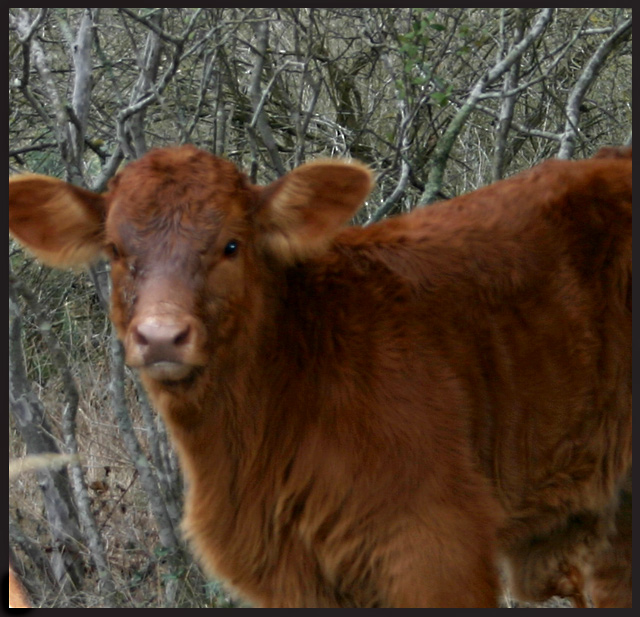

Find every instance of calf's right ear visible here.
[9,174,106,268]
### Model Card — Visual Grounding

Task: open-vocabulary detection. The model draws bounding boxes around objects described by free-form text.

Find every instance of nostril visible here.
[173,325,190,346]
[133,327,149,347]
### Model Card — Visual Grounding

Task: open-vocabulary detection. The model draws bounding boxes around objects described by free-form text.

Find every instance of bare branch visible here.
[558,16,632,159]
[9,142,57,157]
[12,8,47,45]
[474,103,560,141]
[248,20,286,176]
[491,10,525,181]
[420,8,553,204]
[69,9,95,167]
[367,51,413,223]
[119,8,184,45]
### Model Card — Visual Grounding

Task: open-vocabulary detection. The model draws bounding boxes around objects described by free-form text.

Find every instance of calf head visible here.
[9,146,373,383]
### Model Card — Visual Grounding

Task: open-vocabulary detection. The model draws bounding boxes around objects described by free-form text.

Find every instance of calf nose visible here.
[132,318,192,364]
[134,320,190,347]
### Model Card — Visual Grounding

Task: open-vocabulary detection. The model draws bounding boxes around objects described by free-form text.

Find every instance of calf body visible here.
[9,146,631,607]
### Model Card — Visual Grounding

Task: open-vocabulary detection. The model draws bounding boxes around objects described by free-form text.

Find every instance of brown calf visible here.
[9,146,631,607]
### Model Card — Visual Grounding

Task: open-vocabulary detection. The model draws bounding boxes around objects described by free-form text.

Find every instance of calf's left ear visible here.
[257,159,373,262]
[9,174,106,268]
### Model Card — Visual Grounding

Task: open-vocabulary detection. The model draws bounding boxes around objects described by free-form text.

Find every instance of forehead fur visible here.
[107,145,251,218]
[104,146,252,248]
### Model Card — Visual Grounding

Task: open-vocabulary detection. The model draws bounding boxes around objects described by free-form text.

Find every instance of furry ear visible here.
[9,174,106,268]
[257,159,373,262]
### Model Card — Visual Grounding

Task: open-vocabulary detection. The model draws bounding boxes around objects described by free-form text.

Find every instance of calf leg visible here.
[501,518,597,607]
[587,472,632,608]
[381,509,500,607]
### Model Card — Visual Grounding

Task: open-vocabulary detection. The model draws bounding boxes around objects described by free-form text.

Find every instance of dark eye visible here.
[107,243,121,260]
[223,240,239,257]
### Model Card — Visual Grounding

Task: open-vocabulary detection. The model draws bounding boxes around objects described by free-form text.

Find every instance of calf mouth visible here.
[141,360,197,383]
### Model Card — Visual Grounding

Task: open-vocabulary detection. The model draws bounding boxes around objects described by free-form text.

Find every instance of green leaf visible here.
[400,43,418,60]
[431,93,448,106]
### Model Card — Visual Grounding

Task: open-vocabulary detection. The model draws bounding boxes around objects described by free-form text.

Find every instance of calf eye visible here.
[107,243,121,260]
[223,240,239,257]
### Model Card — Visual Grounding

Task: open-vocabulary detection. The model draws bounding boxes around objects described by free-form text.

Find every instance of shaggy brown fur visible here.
[9,146,631,607]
